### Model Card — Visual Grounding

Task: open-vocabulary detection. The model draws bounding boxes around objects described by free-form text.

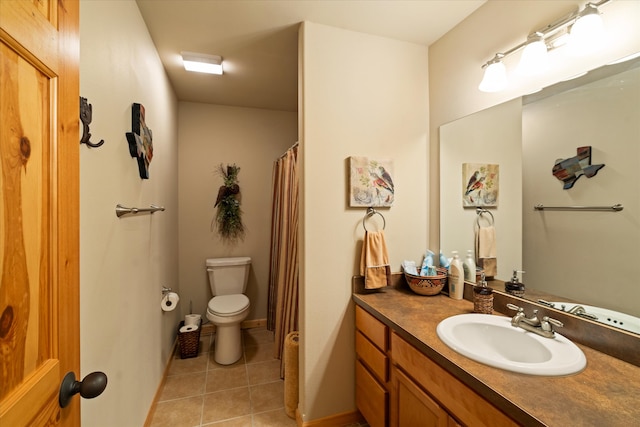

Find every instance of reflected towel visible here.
[360,230,391,289]
[476,226,497,277]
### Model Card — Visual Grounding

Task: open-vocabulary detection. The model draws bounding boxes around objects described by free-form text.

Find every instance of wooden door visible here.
[0,0,80,426]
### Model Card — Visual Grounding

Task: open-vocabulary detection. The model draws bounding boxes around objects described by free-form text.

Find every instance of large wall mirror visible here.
[440,56,640,335]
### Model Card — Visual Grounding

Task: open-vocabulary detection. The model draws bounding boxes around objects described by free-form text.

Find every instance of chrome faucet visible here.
[567,305,599,320]
[538,299,599,321]
[507,303,563,338]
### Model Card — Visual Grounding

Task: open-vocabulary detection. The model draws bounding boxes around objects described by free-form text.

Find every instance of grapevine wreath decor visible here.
[213,163,245,243]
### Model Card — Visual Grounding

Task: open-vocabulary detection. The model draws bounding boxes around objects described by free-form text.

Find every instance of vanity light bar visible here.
[479,0,613,92]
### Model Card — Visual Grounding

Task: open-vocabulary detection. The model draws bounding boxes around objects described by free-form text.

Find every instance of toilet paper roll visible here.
[185,314,201,326]
[179,324,198,333]
[161,292,179,312]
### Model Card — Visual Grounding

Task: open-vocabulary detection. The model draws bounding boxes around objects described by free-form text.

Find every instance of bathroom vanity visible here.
[353,281,640,426]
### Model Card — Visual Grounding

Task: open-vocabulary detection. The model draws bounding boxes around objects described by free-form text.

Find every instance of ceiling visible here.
[136,0,485,112]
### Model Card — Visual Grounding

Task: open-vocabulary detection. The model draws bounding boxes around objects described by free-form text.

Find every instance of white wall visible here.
[299,22,429,421]
[440,98,522,280]
[177,103,297,321]
[522,65,640,317]
[79,1,179,425]
[429,0,640,250]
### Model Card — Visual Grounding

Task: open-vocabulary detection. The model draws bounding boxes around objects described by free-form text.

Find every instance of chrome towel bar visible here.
[116,204,165,218]
[534,204,623,212]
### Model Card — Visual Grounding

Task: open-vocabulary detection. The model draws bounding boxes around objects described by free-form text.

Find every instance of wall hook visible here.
[80,96,105,148]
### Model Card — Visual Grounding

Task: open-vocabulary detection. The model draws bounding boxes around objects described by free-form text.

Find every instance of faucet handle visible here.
[506,303,523,312]
[541,316,564,332]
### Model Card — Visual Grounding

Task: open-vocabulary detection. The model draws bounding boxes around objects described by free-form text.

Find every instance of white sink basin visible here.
[436,314,586,376]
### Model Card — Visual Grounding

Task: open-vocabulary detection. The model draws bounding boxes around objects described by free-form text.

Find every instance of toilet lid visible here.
[208,294,250,317]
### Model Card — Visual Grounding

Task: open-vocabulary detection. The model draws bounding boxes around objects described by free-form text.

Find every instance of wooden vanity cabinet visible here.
[355,306,389,427]
[391,332,517,427]
[355,306,517,427]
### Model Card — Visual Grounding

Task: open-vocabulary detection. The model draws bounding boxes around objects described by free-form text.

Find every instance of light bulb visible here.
[517,35,549,76]
[570,3,605,56]
[479,60,507,92]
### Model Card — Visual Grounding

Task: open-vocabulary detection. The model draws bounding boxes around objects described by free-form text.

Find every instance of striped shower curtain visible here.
[267,143,299,370]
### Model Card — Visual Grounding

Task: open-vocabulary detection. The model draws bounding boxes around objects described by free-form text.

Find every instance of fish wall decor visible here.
[552,146,604,189]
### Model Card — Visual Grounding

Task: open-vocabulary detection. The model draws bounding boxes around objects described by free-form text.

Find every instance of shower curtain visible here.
[267,143,299,370]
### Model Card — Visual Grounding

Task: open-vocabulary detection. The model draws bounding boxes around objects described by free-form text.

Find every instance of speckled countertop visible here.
[353,286,640,427]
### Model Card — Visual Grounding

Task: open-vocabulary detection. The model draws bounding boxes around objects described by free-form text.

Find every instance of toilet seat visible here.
[208,294,249,317]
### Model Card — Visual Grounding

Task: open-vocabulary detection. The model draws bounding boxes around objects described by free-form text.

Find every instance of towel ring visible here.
[363,207,386,231]
[476,208,494,227]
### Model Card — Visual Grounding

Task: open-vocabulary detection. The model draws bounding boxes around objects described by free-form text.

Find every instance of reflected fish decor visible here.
[552,146,605,190]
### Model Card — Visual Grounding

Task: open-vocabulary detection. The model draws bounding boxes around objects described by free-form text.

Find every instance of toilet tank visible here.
[206,257,251,296]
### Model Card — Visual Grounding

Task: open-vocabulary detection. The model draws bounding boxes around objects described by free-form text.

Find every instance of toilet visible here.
[205,257,251,365]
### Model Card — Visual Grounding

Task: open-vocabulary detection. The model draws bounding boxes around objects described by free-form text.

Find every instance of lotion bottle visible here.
[463,250,476,283]
[448,251,464,300]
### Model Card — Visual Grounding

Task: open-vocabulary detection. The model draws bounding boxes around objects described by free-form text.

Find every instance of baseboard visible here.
[297,409,365,427]
[200,318,267,336]
[143,337,178,427]
[242,318,267,329]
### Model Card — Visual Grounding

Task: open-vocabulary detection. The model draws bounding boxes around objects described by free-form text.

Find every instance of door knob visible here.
[59,371,108,408]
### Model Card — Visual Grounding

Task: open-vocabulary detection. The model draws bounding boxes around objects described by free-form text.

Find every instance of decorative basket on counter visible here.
[404,267,448,296]
[177,320,202,359]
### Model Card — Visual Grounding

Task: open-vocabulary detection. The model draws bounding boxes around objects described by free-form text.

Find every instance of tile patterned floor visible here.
[149,327,297,427]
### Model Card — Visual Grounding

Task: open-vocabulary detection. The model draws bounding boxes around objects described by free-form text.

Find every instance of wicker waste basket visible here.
[177,320,202,359]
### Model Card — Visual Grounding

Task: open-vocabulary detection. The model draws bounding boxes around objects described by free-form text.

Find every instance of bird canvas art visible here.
[462,163,499,207]
[350,156,394,207]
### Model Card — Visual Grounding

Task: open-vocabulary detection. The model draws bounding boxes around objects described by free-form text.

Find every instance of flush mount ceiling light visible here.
[181,51,223,75]
[478,0,612,92]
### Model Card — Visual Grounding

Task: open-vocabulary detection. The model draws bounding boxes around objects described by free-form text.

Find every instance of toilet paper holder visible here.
[162,286,172,295]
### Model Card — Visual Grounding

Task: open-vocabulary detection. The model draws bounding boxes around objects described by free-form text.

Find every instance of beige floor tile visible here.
[247,359,281,385]
[152,326,283,426]
[244,343,275,364]
[250,381,285,413]
[149,395,203,427]
[159,372,206,401]
[208,348,246,370]
[242,328,274,347]
[169,353,209,376]
[205,365,248,393]
[202,387,251,424]
[252,408,297,427]
[201,415,252,426]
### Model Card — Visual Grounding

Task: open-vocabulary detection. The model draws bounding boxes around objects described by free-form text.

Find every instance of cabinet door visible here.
[391,367,448,427]
[356,360,387,427]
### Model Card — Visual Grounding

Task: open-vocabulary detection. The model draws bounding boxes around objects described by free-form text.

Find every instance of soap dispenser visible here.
[463,250,476,283]
[473,272,493,314]
[505,270,525,297]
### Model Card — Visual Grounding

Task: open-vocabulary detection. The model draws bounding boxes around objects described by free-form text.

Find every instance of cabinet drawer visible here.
[356,360,388,427]
[356,331,389,382]
[356,305,388,351]
[391,333,517,427]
